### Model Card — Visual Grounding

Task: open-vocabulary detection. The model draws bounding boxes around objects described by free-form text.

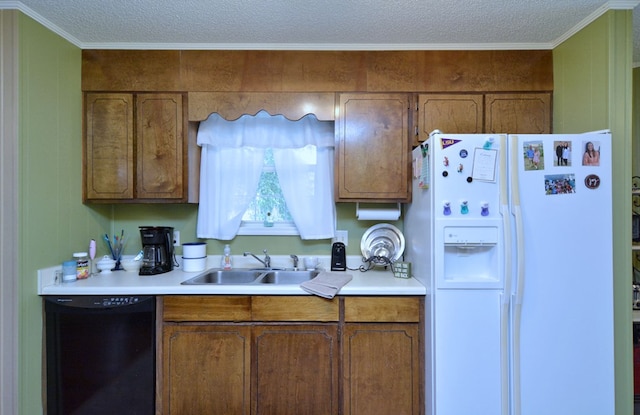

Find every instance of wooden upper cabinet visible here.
[85,93,134,200]
[82,50,553,93]
[485,93,551,134]
[136,93,184,199]
[335,93,412,202]
[417,93,483,142]
[84,92,189,203]
[188,92,335,121]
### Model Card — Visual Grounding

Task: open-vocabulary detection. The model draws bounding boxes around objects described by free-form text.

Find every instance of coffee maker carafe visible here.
[139,226,174,275]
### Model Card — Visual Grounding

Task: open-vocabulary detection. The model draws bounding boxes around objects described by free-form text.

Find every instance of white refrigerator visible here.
[404,132,614,415]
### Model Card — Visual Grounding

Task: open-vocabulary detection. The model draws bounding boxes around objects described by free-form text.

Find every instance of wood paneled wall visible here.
[82,50,553,93]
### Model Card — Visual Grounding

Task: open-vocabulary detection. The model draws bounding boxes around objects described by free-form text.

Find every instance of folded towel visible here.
[300,271,353,299]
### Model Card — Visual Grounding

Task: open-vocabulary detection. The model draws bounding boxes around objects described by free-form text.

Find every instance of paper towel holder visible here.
[356,202,401,221]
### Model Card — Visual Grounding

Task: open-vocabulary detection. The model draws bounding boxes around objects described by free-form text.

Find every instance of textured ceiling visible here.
[2,0,640,64]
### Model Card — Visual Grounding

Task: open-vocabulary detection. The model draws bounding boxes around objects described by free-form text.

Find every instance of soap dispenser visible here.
[221,244,233,270]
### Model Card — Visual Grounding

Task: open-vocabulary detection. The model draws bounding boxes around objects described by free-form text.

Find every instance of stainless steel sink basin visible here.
[181,270,264,285]
[181,269,319,285]
[258,270,319,284]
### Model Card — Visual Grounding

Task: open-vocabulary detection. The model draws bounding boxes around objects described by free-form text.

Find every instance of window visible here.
[196,111,336,241]
[239,148,298,235]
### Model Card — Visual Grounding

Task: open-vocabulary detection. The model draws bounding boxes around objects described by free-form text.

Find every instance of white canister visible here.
[182,256,206,272]
[303,256,319,270]
[182,242,206,259]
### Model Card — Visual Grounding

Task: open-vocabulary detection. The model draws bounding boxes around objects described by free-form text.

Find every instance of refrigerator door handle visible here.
[499,134,511,305]
[498,134,511,415]
[509,135,525,415]
[509,134,526,305]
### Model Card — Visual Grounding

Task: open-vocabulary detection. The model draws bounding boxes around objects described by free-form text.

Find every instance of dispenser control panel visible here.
[443,226,498,246]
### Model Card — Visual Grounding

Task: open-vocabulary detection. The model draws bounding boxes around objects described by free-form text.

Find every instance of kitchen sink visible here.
[181,269,318,285]
[181,270,264,285]
[258,270,319,284]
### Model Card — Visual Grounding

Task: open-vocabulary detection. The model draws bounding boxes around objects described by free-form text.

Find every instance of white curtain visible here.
[197,110,335,240]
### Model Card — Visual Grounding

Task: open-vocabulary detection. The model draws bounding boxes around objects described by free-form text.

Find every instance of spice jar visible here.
[73,252,90,279]
[62,260,77,282]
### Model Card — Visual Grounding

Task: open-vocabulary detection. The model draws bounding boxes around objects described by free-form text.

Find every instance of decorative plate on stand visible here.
[360,223,405,265]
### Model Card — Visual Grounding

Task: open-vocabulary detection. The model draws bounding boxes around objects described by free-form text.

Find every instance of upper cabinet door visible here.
[136,93,185,200]
[335,93,411,202]
[484,93,552,134]
[417,93,483,142]
[85,93,134,200]
[84,92,187,203]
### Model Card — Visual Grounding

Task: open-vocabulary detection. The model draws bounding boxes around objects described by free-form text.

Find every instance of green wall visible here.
[110,203,399,258]
[553,10,633,415]
[17,13,110,414]
[634,66,640,177]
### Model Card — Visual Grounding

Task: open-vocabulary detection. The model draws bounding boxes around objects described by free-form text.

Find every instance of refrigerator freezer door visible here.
[510,133,614,415]
[432,133,507,290]
[434,289,504,415]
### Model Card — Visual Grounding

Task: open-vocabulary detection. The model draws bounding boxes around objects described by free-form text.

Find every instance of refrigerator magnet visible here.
[544,174,576,195]
[471,148,497,182]
[554,140,572,167]
[584,174,601,189]
[523,141,544,171]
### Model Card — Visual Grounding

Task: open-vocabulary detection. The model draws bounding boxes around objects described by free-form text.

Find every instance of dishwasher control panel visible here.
[46,295,153,308]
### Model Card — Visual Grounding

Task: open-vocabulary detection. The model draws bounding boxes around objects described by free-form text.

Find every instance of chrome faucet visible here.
[290,254,299,270]
[243,249,271,268]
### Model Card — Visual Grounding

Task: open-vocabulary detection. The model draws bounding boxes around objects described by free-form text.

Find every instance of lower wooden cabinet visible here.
[343,296,423,415]
[163,324,251,414]
[343,324,421,415]
[253,325,339,414]
[160,295,424,415]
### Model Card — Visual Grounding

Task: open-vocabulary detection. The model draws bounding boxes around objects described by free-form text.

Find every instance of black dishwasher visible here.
[44,296,155,415]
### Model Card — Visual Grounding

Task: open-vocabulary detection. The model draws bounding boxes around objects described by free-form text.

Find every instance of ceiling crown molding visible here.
[0,1,82,47]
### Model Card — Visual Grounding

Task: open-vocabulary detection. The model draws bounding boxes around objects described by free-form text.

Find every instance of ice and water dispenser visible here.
[439,225,501,288]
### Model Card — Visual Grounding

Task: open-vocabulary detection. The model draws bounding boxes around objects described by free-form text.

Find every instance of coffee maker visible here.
[139,226,174,275]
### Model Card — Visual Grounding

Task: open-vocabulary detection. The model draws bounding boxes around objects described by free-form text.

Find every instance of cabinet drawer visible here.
[344,297,422,322]
[251,296,339,322]
[163,296,251,322]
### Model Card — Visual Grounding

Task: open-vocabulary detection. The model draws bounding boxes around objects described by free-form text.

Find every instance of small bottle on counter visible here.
[73,252,90,279]
[264,211,274,227]
[221,244,233,270]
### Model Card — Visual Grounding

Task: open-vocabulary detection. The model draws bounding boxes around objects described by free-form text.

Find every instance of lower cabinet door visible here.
[342,323,421,415]
[163,324,251,414]
[253,324,339,415]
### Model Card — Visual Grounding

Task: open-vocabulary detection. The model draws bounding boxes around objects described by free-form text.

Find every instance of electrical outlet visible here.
[333,230,348,246]
[173,230,181,246]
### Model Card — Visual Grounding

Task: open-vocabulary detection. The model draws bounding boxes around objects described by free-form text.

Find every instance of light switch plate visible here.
[333,230,348,246]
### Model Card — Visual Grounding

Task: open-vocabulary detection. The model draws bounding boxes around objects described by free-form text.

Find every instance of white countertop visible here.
[38,255,426,296]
